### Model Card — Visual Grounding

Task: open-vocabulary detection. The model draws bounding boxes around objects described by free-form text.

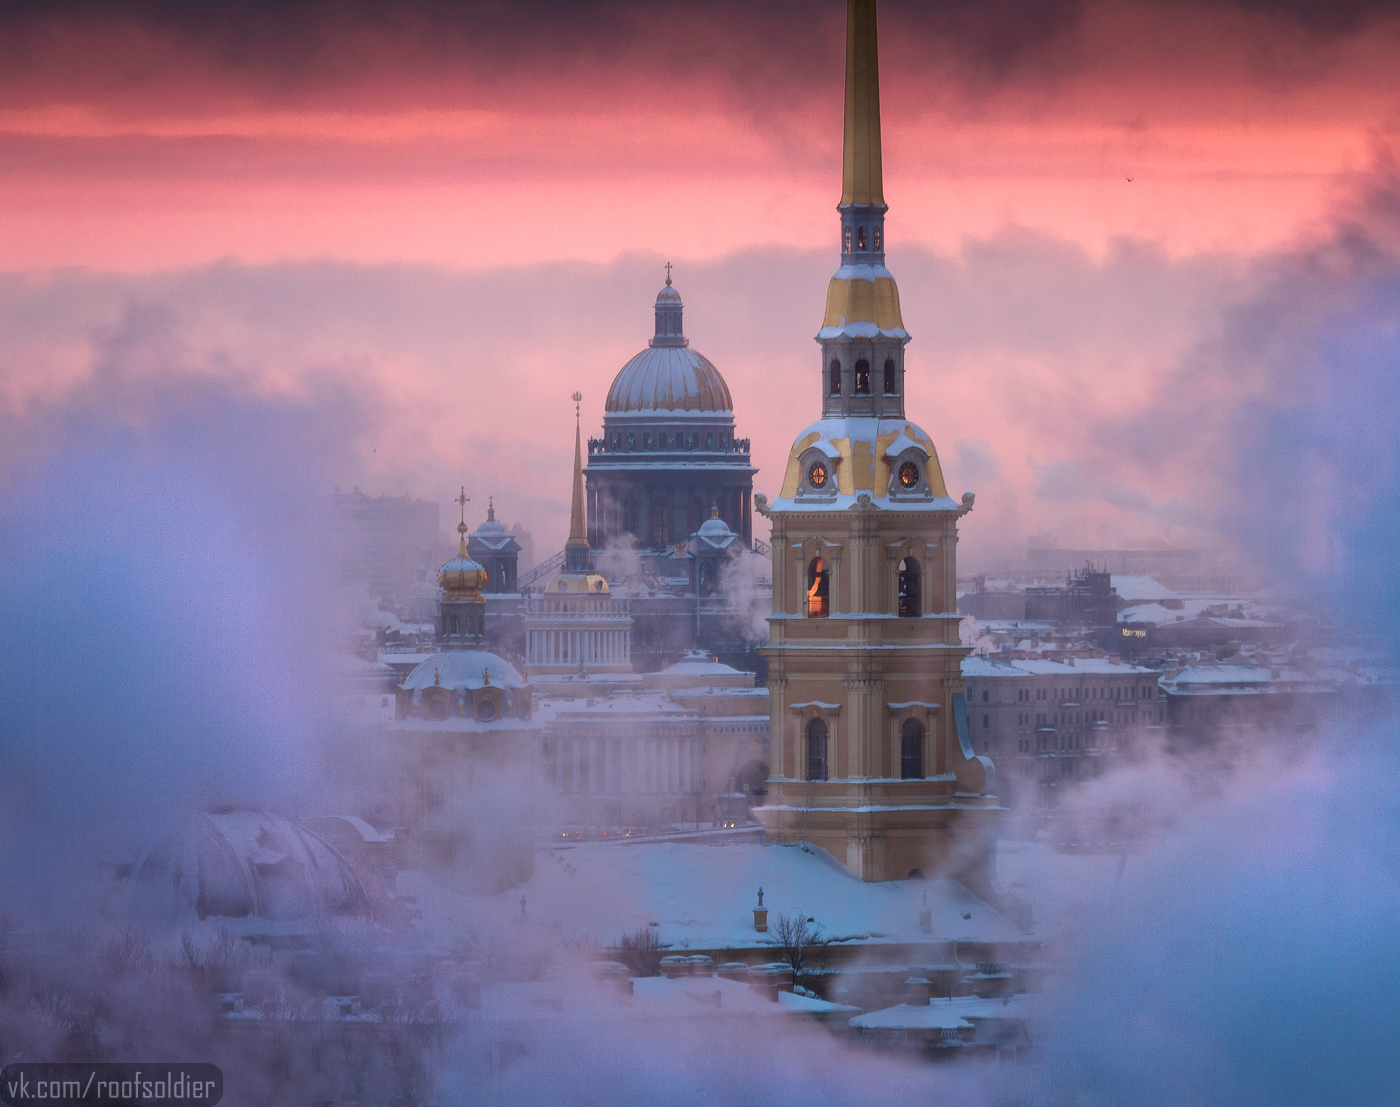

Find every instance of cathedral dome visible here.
[402,649,524,691]
[133,812,371,923]
[605,346,733,414]
[439,523,488,594]
[604,278,734,414]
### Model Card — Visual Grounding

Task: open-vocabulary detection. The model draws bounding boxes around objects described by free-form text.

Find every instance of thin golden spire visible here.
[454,485,470,553]
[566,391,588,549]
[840,0,884,208]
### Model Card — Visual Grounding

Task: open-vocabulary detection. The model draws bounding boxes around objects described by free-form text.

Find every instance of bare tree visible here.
[614,925,664,977]
[767,912,831,989]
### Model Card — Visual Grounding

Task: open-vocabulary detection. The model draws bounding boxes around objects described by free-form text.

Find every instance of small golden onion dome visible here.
[439,522,489,597]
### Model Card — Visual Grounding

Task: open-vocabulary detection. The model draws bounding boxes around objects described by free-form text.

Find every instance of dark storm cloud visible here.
[2,0,1398,103]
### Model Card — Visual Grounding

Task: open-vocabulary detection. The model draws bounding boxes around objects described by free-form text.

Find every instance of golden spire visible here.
[454,485,471,555]
[566,391,588,549]
[840,0,884,208]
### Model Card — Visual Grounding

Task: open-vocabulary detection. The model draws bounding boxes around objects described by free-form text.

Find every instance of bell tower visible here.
[754,0,1001,886]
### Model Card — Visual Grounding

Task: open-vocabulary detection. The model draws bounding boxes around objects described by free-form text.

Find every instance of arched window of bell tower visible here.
[843,227,852,253]
[854,359,870,394]
[806,718,828,781]
[883,358,897,394]
[901,718,924,779]
[898,557,921,617]
[806,557,830,617]
[828,360,842,396]
[856,226,867,251]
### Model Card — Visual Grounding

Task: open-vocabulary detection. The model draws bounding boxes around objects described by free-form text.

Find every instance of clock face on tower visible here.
[898,460,920,489]
[808,461,829,490]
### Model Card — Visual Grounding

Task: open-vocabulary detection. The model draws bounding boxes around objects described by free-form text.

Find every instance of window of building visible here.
[897,557,920,617]
[477,698,496,722]
[643,433,652,449]
[982,690,990,702]
[983,714,990,728]
[901,718,923,779]
[706,432,713,449]
[854,359,870,394]
[806,718,828,781]
[843,227,852,253]
[651,497,668,546]
[873,227,882,251]
[857,226,868,251]
[806,557,830,617]
[829,360,842,395]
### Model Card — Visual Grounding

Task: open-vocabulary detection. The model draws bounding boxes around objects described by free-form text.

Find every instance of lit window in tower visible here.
[873,228,882,251]
[806,557,829,617]
[857,226,867,251]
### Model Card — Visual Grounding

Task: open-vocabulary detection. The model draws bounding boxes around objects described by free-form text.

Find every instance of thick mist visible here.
[1,169,1399,1103]
[0,306,375,919]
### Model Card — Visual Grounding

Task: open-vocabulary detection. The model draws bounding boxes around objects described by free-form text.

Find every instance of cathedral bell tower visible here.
[754,0,1001,886]
[438,488,489,650]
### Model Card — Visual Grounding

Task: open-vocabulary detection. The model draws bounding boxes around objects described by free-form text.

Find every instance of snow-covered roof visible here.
[401,650,526,691]
[961,657,1156,679]
[1110,575,1179,603]
[1118,602,1184,626]
[850,994,1037,1030]
[470,973,856,1026]
[402,841,1032,954]
[1162,665,1333,694]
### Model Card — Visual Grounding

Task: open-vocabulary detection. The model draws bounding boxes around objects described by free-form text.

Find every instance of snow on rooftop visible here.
[471,973,856,1026]
[1110,575,1180,603]
[963,657,1155,678]
[402,842,1030,955]
[850,993,1039,1030]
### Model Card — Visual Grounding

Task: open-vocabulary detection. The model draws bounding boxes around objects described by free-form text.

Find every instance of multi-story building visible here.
[1159,663,1338,743]
[332,488,440,607]
[961,655,1164,804]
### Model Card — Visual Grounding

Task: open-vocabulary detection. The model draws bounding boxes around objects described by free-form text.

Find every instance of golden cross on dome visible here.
[455,486,470,525]
[664,261,673,286]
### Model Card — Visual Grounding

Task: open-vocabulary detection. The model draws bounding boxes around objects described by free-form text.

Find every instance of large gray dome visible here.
[605,345,733,414]
[134,811,371,922]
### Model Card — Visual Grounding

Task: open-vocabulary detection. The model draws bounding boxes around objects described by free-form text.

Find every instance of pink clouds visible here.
[0,1,1396,269]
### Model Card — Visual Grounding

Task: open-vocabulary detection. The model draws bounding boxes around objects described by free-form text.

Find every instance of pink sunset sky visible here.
[3,0,1399,570]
